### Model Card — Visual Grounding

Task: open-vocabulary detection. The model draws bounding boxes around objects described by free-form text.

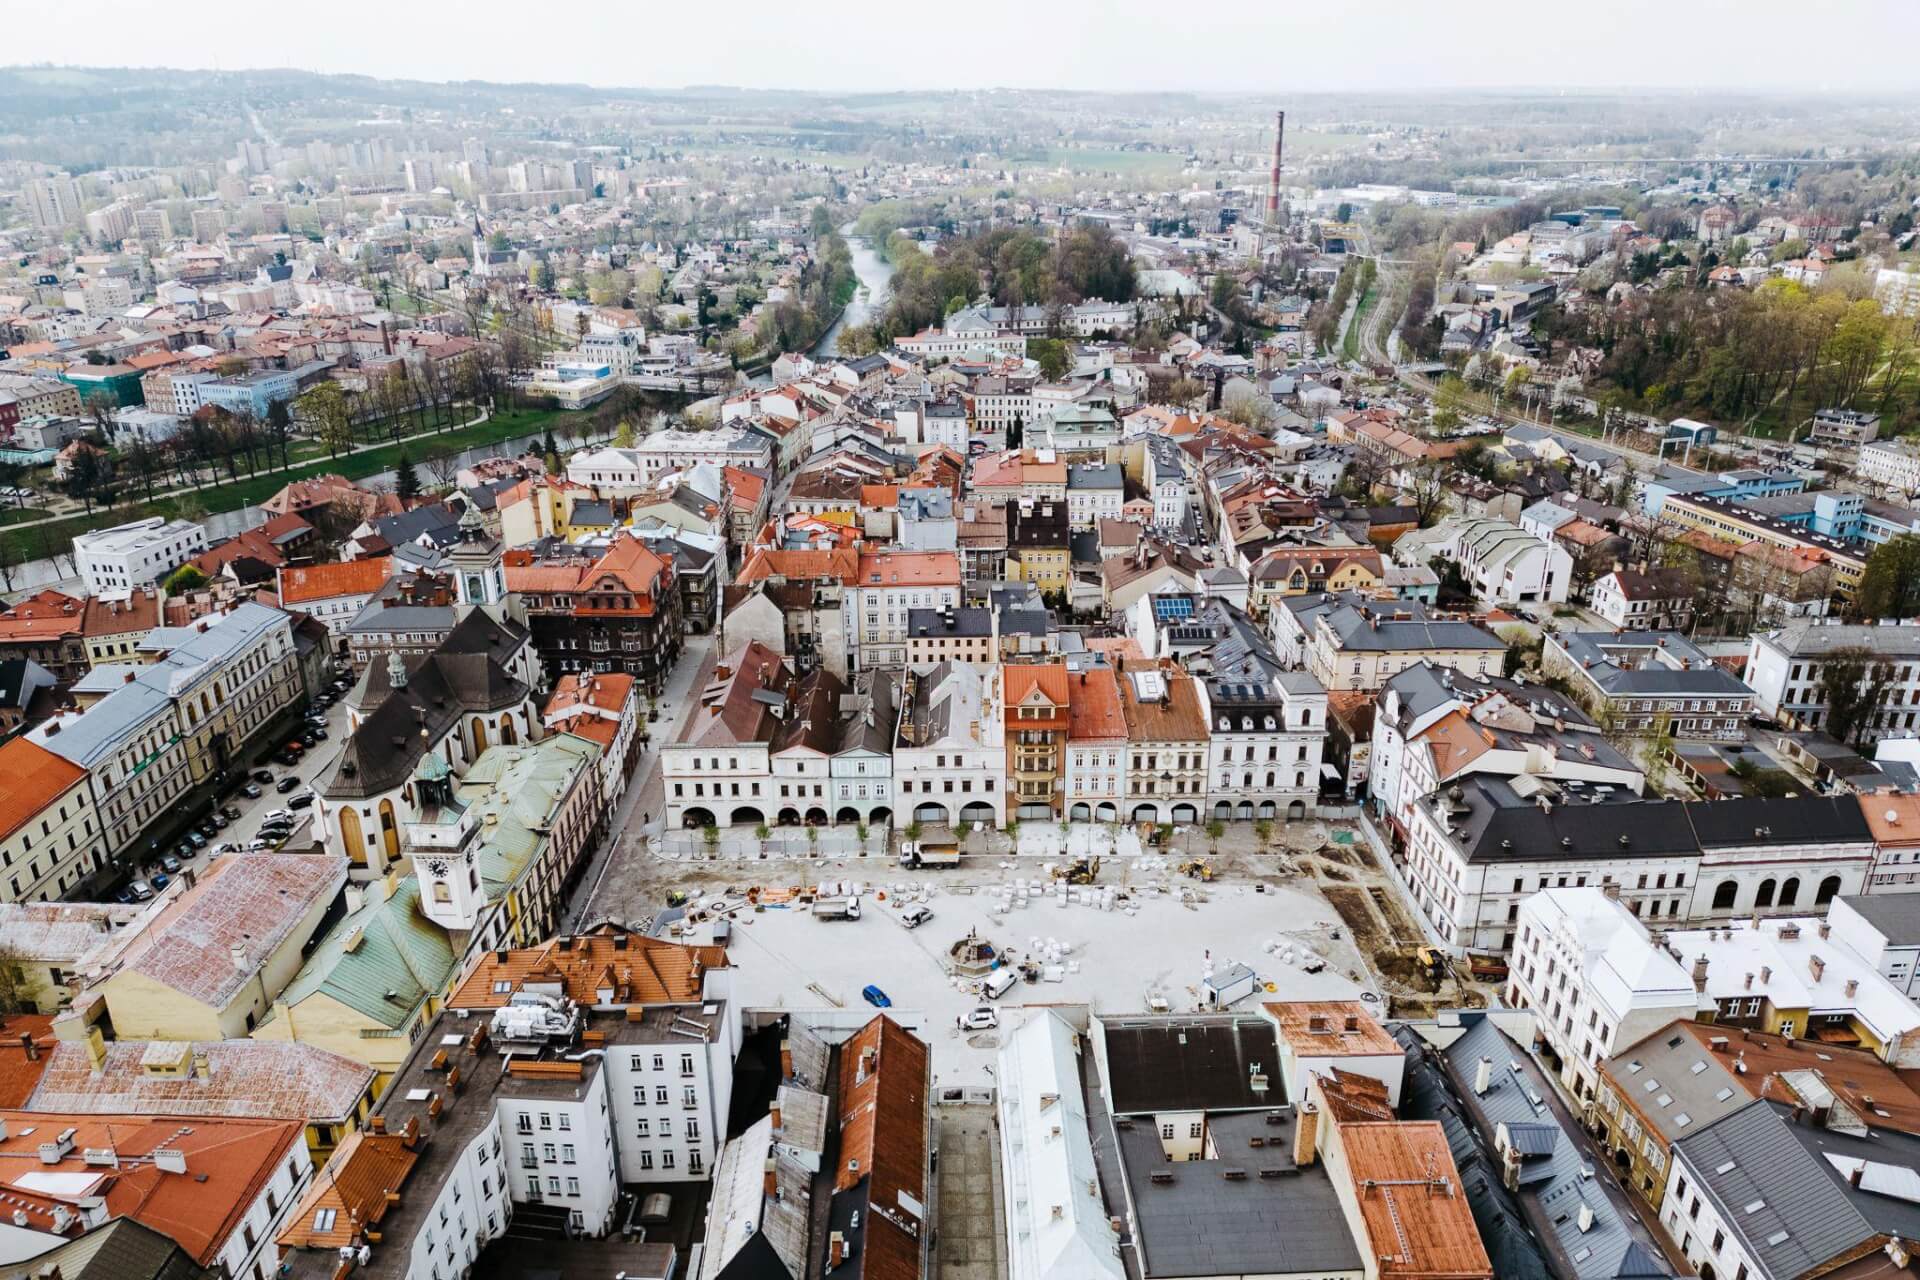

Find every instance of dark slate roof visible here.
[1437,776,1696,864]
[1407,1014,1674,1280]
[1682,795,1871,848]
[1395,1024,1556,1280]
[570,499,615,527]
[373,502,461,548]
[0,657,56,710]
[1102,1015,1284,1115]
[326,630,528,798]
[1672,1099,1876,1279]
[11,1217,212,1280]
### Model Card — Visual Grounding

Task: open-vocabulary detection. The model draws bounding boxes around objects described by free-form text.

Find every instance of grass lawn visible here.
[1032,147,1190,176]
[1,406,575,564]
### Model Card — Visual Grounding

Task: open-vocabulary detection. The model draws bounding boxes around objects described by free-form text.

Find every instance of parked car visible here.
[276,776,303,794]
[956,1006,999,1032]
[128,880,154,901]
[160,854,182,874]
[221,805,241,820]
[241,784,263,799]
[210,843,236,858]
[196,820,218,837]
[860,984,892,1008]
[250,769,274,784]
[288,791,316,810]
[185,831,208,849]
[309,727,328,741]
[151,873,171,891]
[262,809,293,825]
[209,814,229,830]
[272,751,299,767]
[244,838,274,852]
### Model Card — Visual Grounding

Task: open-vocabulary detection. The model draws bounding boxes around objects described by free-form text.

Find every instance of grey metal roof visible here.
[1833,894,1920,946]
[1115,1113,1360,1279]
[1672,1099,1875,1279]
[1760,622,1920,660]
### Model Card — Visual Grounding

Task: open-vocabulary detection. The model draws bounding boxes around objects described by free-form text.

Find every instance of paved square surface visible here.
[934,1105,1007,1280]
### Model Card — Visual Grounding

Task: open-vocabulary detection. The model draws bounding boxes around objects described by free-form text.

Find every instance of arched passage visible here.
[1236,802,1254,821]
[682,807,716,830]
[1171,803,1198,825]
[1755,879,1777,908]
[835,806,861,825]
[1258,801,1277,820]
[1778,878,1800,907]
[913,802,949,825]
[1713,880,1738,911]
[777,807,801,827]
[1213,802,1233,821]
[1095,803,1117,823]
[869,807,891,826]
[1070,803,1092,822]
[804,806,829,826]
[1132,804,1159,825]
[1286,800,1306,820]
[732,806,764,827]
[1817,875,1843,905]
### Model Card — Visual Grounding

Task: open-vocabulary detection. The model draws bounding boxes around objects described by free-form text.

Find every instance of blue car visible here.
[861,984,891,1008]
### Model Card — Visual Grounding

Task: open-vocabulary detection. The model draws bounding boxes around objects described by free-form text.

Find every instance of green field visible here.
[1,407,573,564]
[1032,147,1191,176]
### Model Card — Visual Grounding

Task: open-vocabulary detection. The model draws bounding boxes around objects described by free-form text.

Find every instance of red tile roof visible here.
[0,1109,304,1265]
[277,556,394,605]
[836,1016,930,1280]
[0,739,86,841]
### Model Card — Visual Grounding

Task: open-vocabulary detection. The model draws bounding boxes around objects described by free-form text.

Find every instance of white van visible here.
[900,905,934,929]
[983,968,1018,1000]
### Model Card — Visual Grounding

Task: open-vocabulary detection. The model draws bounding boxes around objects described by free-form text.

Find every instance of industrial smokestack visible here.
[1266,111,1286,231]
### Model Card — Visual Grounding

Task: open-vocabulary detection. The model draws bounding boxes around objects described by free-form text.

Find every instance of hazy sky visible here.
[19,0,1920,94]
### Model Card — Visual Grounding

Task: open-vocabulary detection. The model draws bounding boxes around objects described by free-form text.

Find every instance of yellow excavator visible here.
[1177,859,1214,882]
[1052,857,1101,885]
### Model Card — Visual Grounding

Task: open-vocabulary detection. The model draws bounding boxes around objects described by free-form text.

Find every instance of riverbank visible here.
[0,406,574,564]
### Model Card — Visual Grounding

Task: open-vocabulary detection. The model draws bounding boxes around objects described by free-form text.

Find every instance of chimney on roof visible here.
[1809,955,1825,984]
[1693,954,1709,993]
[1293,1101,1318,1166]
[19,1033,36,1062]
[1474,1056,1493,1097]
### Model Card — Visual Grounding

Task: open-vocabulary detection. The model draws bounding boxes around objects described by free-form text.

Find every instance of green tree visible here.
[1855,534,1920,621]
[810,204,834,239]
[1816,646,1899,748]
[1430,376,1471,433]
[162,563,208,593]
[614,420,637,448]
[1205,819,1225,856]
[394,448,421,503]
[62,447,112,514]
[1028,337,1071,381]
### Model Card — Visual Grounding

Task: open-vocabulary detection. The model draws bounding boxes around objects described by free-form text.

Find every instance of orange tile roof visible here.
[1266,1001,1404,1057]
[836,1016,930,1280]
[860,484,901,509]
[1004,662,1070,715]
[734,547,859,588]
[1338,1122,1491,1280]
[277,556,394,605]
[544,672,635,719]
[853,550,961,589]
[1116,660,1207,743]
[1862,793,1920,847]
[1067,666,1127,742]
[0,739,86,841]
[722,465,767,508]
[448,924,726,1010]
[0,1015,56,1107]
[0,590,85,643]
[277,1128,419,1251]
[0,1109,303,1266]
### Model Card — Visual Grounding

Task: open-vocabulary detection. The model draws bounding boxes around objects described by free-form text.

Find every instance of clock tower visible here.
[449,502,511,623]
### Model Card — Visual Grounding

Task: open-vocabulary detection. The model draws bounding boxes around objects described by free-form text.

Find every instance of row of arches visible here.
[1708,874,1843,912]
[679,806,896,830]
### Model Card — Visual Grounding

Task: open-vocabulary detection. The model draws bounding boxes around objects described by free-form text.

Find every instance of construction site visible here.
[591,810,1492,1083]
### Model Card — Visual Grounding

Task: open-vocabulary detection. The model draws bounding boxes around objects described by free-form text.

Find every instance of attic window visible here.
[1642,1079,1661,1093]
[1667,1035,1683,1048]
[313,1208,337,1233]
[1689,1061,1708,1075]
[1745,1199,1766,1214]
[1674,1113,1692,1128]
[493,981,512,994]
[1714,1088,1736,1102]
[1716,1160,1737,1174]
[1626,1061,1643,1074]
[1767,1232,1791,1247]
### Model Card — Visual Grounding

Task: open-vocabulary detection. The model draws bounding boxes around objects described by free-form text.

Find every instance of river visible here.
[810,234,895,359]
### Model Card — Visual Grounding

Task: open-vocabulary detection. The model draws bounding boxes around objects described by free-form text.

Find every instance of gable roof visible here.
[448,923,725,1010]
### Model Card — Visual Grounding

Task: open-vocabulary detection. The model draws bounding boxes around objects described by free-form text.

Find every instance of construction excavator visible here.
[1051,857,1101,885]
[1177,859,1214,882]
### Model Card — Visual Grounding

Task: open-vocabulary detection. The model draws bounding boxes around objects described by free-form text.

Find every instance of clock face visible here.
[426,858,449,877]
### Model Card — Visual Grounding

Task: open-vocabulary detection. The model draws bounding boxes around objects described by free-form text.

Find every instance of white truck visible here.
[813,894,862,921]
[899,840,961,869]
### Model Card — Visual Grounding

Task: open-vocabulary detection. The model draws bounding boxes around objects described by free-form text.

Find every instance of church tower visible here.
[449,502,510,623]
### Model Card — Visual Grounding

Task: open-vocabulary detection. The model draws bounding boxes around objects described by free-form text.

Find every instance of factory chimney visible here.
[1266,111,1287,233]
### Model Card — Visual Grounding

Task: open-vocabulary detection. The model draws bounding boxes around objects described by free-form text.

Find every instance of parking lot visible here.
[688,869,1378,1088]
[121,667,355,899]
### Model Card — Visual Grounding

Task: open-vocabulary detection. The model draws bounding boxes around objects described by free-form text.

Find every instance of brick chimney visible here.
[1293,1102,1318,1167]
